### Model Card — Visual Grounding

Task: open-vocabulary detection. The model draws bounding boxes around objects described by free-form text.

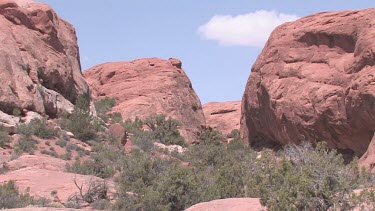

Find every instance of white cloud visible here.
[198,10,299,48]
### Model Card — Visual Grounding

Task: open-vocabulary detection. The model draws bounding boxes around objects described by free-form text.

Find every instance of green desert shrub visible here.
[186,141,227,167]
[0,181,37,209]
[256,142,364,210]
[0,126,10,148]
[0,163,8,175]
[40,149,58,158]
[94,97,116,123]
[114,151,173,209]
[350,188,375,210]
[198,127,225,145]
[131,131,154,153]
[153,164,199,211]
[16,119,57,139]
[122,115,187,153]
[67,178,109,209]
[108,114,375,210]
[59,95,102,142]
[91,143,125,170]
[185,130,230,168]
[122,117,153,152]
[14,136,38,154]
[109,112,123,124]
[66,143,82,152]
[55,139,67,148]
[227,129,240,139]
[60,152,72,161]
[91,199,111,210]
[122,117,143,134]
[66,155,115,179]
[144,114,186,147]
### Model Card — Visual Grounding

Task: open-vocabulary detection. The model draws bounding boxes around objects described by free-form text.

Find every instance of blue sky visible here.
[38,1,374,104]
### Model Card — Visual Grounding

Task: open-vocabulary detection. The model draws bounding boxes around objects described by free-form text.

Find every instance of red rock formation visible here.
[108,123,127,145]
[7,154,67,171]
[359,134,375,173]
[84,58,205,143]
[185,198,264,211]
[203,101,241,135]
[241,9,375,154]
[0,0,89,118]
[0,167,107,203]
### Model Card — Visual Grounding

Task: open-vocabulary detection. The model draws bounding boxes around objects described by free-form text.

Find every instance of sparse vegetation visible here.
[255,142,363,210]
[4,110,374,210]
[0,181,49,209]
[66,143,123,178]
[16,119,57,139]
[55,139,67,148]
[0,126,10,148]
[58,95,102,142]
[0,163,8,174]
[14,136,38,154]
[113,118,375,211]
[60,152,72,160]
[66,157,115,179]
[94,97,116,123]
[109,112,123,123]
[144,114,186,147]
[41,149,58,158]
[227,129,241,141]
[67,178,110,210]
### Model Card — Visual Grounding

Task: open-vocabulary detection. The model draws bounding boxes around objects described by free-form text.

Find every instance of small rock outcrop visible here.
[0,167,105,203]
[108,123,127,145]
[241,9,375,154]
[0,0,89,121]
[84,58,206,143]
[203,101,241,135]
[185,198,264,211]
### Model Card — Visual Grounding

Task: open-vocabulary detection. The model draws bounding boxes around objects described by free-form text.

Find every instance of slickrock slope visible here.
[185,198,264,211]
[84,58,205,143]
[203,101,241,135]
[0,167,106,203]
[241,9,375,154]
[0,0,89,120]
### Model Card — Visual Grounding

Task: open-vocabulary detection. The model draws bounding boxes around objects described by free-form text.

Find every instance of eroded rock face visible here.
[84,58,205,143]
[203,101,241,135]
[241,9,375,154]
[359,134,375,173]
[0,0,89,118]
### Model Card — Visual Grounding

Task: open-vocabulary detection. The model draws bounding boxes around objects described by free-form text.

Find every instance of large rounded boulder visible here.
[241,9,375,154]
[84,58,205,143]
[0,0,89,119]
